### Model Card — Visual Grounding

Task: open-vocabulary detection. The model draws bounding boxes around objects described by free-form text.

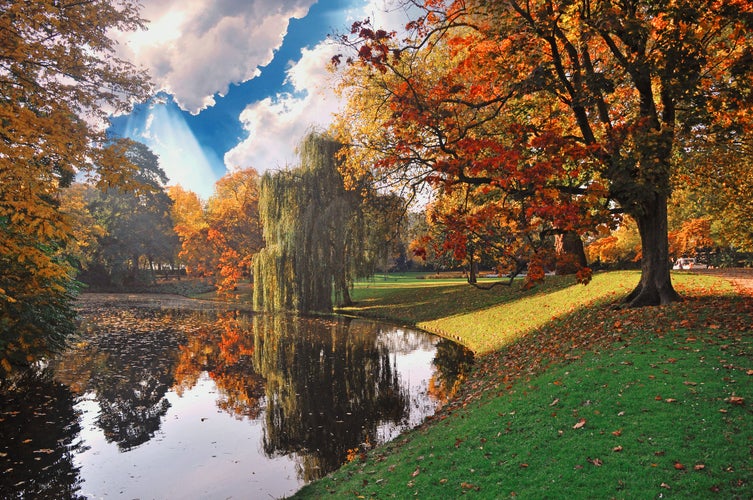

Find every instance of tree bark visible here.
[554,230,588,275]
[624,196,682,307]
[467,246,478,284]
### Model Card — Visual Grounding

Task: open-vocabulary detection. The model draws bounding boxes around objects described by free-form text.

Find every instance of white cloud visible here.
[114,0,317,114]
[223,0,418,174]
[224,41,343,172]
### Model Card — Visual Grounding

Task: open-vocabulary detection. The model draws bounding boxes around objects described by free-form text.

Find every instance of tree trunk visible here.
[625,197,682,307]
[467,246,477,284]
[554,230,587,275]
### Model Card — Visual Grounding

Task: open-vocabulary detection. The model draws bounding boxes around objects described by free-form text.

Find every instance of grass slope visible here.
[296,271,753,498]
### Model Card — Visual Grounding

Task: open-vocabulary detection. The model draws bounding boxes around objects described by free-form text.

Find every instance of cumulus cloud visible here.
[114,0,316,114]
[224,41,342,172]
[223,0,419,173]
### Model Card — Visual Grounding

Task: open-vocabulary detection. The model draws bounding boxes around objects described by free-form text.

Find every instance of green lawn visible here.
[295,271,753,498]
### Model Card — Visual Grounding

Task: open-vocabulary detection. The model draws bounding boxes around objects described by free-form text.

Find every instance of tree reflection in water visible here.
[253,314,413,481]
[0,370,85,498]
[6,306,471,496]
[55,309,188,451]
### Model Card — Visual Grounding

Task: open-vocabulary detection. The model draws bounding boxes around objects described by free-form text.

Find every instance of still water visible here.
[0,303,472,499]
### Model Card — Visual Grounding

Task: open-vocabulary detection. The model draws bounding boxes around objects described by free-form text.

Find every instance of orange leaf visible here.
[573,418,586,429]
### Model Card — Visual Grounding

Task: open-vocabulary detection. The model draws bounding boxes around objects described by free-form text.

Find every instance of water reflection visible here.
[0,371,85,498]
[253,315,413,481]
[1,307,472,498]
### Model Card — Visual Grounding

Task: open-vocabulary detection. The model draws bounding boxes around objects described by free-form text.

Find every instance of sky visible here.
[108,0,414,199]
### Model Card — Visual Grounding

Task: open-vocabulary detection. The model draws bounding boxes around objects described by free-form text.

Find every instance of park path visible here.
[693,268,753,296]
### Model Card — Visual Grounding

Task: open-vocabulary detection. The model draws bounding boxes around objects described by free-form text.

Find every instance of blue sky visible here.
[108,0,412,199]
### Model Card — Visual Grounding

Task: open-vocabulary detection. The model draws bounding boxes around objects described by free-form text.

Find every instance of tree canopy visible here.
[76,142,179,288]
[0,0,151,373]
[333,0,753,306]
[254,131,397,313]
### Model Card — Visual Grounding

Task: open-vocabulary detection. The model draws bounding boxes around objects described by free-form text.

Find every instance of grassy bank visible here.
[295,271,753,498]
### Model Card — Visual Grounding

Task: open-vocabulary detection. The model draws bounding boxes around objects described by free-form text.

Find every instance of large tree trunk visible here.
[555,230,588,275]
[624,196,682,307]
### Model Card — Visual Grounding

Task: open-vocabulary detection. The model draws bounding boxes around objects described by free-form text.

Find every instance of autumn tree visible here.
[335,0,753,306]
[0,1,150,372]
[168,169,264,297]
[670,133,753,258]
[168,185,213,276]
[206,168,265,297]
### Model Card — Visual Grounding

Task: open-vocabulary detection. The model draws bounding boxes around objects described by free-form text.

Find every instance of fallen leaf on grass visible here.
[694,464,706,471]
[573,418,586,429]
[411,467,420,477]
[461,482,480,491]
[661,482,671,489]
[611,429,622,437]
[612,445,623,452]
[726,396,744,405]
[587,457,603,466]
[549,398,559,406]
[674,462,686,470]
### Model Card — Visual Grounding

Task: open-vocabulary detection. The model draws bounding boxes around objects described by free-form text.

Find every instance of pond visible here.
[0,299,472,499]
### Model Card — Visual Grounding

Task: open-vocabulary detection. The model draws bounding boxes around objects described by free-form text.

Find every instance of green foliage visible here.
[254,131,391,313]
[0,235,77,372]
[76,142,179,289]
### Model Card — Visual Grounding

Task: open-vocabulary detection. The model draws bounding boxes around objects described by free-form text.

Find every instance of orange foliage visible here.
[169,169,264,298]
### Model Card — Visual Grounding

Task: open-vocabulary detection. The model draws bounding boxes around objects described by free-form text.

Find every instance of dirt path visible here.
[692,268,753,296]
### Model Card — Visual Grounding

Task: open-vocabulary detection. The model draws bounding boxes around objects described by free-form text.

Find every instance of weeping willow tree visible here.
[254,131,386,313]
